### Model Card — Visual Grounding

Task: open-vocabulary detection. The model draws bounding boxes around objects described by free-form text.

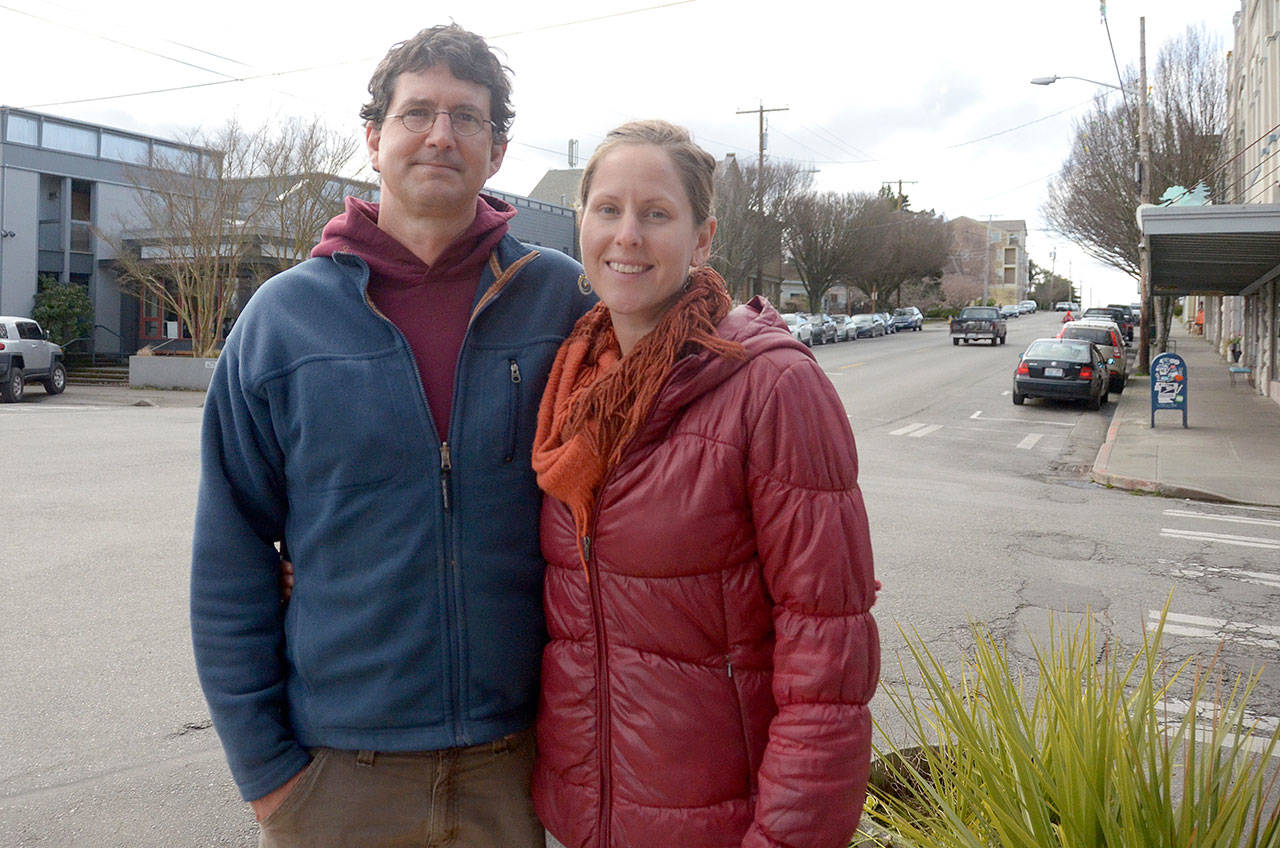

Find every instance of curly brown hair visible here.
[360,24,514,143]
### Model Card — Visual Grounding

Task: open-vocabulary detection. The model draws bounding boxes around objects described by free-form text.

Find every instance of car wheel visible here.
[1,367,25,403]
[44,362,67,395]
[1087,391,1102,411]
[1012,391,1025,405]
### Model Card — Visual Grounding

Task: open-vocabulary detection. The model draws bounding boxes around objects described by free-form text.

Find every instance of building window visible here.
[102,132,150,164]
[5,113,39,145]
[43,121,98,157]
[1004,247,1017,266]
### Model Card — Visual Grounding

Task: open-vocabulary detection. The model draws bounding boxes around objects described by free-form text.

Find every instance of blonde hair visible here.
[578,120,716,224]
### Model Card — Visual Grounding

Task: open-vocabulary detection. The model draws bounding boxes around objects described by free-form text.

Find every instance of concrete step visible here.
[67,366,129,386]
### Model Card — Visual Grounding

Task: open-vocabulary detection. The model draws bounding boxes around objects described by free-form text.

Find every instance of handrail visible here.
[58,324,124,367]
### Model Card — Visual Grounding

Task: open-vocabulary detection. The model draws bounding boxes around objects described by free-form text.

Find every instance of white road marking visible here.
[970,410,1074,426]
[1017,434,1044,450]
[1150,609,1280,649]
[1163,509,1280,529]
[889,422,928,436]
[908,424,943,438]
[1157,699,1280,758]
[1160,528,1280,550]
[1174,564,1280,590]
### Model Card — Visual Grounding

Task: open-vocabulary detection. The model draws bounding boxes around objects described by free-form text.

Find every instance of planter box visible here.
[129,355,218,391]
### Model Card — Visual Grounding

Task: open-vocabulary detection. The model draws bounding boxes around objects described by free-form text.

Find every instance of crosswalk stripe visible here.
[908,424,943,438]
[1160,528,1280,550]
[889,422,927,436]
[1163,509,1280,528]
[1017,434,1044,450]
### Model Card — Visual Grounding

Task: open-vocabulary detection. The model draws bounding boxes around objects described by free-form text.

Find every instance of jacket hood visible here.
[636,296,814,448]
[311,195,516,284]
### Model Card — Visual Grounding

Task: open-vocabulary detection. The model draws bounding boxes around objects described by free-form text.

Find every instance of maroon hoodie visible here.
[312,195,516,433]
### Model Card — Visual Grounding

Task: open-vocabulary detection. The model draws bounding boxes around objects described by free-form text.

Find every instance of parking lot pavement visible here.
[0,384,208,409]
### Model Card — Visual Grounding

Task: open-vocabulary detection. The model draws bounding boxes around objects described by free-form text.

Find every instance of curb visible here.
[1090,415,1244,505]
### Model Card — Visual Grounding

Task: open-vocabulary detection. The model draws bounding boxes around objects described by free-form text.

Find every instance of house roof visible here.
[1138,203,1280,296]
[528,169,583,206]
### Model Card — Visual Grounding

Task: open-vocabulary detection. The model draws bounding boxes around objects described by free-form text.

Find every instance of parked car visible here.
[1053,301,1080,312]
[1105,304,1137,342]
[871,313,892,336]
[809,313,837,345]
[782,312,813,347]
[891,306,924,332]
[1012,338,1109,409]
[1019,300,1037,314]
[950,306,1007,346]
[1082,306,1133,342]
[999,304,1020,319]
[1058,319,1128,392]
[832,314,854,342]
[850,313,883,338]
[0,316,67,403]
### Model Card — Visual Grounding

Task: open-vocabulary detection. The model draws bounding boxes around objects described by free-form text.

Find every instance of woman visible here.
[531,120,879,848]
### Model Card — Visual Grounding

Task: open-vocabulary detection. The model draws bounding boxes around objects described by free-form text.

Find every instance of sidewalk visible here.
[1091,322,1280,508]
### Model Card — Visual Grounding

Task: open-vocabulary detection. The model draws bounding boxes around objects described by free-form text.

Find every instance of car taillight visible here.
[1080,366,1093,379]
[1016,363,1029,375]
[0,342,5,350]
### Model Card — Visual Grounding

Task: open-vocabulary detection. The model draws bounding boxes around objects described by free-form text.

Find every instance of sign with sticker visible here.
[1150,352,1188,428]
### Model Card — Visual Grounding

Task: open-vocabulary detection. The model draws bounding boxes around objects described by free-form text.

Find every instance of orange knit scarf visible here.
[532,266,745,570]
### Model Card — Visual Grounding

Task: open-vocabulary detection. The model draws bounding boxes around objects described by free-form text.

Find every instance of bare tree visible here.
[854,207,951,310]
[782,191,863,312]
[1043,24,1226,344]
[105,118,370,357]
[711,158,812,302]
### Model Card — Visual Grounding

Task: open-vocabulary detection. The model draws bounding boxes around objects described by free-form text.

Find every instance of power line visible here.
[946,99,1095,149]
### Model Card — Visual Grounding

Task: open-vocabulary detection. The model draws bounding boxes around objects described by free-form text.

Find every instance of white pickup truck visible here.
[0,316,67,402]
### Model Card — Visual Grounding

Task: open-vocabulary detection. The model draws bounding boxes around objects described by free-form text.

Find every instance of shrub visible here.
[32,277,94,345]
[856,606,1280,847]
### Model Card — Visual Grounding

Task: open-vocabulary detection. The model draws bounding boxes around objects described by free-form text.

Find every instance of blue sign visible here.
[1150,352,1188,428]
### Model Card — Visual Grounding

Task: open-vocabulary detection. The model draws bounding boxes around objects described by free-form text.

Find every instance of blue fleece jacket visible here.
[191,232,590,801]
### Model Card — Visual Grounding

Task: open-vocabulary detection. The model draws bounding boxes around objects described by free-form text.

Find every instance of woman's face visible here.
[579,143,715,351]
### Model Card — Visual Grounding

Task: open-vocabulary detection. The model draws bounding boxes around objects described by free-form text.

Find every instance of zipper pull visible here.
[582,535,592,561]
[726,657,734,679]
[509,360,522,383]
[440,442,452,512]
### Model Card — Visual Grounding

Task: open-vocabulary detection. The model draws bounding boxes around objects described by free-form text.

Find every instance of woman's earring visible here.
[577,273,593,295]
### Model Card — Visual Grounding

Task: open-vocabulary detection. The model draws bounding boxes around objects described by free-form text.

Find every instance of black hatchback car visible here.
[1012,338,1109,409]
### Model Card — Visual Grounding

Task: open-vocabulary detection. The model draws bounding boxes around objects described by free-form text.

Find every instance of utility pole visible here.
[1138,17,1155,374]
[737,103,788,301]
[880,179,917,210]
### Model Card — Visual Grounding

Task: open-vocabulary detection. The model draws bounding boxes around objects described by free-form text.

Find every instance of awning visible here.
[1138,203,1280,297]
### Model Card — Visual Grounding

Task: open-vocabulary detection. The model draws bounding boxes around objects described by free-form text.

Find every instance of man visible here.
[191,24,593,846]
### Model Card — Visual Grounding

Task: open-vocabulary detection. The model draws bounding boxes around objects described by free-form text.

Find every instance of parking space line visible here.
[969,410,1075,427]
[1016,434,1044,450]
[1157,698,1279,758]
[1160,528,1280,550]
[908,424,943,439]
[889,422,928,436]
[1152,610,1280,650]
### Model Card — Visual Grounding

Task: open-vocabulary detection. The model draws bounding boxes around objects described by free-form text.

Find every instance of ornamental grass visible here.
[854,606,1280,847]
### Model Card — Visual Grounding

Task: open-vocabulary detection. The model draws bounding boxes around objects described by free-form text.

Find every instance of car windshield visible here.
[1062,326,1114,346]
[893,308,914,317]
[783,314,799,326]
[1024,340,1091,362]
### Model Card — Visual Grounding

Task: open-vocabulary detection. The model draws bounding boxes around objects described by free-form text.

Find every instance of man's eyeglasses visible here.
[388,108,496,137]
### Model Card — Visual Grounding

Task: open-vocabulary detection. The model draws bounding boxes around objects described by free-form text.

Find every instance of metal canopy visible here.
[1138,203,1280,297]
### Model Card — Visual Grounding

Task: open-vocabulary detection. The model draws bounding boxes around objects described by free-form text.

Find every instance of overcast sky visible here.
[2,0,1244,304]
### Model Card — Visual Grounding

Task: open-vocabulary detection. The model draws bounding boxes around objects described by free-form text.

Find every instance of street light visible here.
[1031,20,1154,374]
[1030,75,1125,92]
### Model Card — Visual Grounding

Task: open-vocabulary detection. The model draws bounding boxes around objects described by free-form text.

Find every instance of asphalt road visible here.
[2,311,1276,845]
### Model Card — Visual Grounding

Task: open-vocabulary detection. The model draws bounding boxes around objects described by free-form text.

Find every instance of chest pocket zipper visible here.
[504,359,522,463]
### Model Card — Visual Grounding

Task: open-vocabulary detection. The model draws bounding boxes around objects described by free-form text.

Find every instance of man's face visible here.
[366,64,506,223]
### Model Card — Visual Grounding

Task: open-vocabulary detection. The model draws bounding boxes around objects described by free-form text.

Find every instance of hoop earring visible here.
[577,273,593,295]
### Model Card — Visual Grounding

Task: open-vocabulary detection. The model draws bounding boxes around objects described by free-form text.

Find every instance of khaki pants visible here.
[259,728,542,848]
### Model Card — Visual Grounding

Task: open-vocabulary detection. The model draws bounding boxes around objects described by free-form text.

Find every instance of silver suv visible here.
[0,316,67,402]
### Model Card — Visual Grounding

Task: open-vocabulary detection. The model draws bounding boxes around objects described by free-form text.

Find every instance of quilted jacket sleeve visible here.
[742,353,880,848]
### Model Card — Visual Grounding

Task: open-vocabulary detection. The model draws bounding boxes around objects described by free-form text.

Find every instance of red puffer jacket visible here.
[534,298,879,848]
